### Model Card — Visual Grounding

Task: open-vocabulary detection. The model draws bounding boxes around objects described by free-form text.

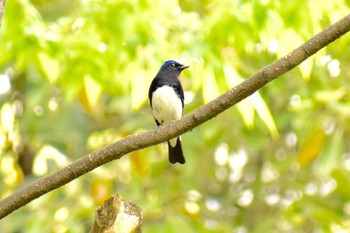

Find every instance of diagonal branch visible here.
[1,14,350,219]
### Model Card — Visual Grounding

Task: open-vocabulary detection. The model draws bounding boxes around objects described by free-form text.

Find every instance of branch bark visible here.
[1,14,350,219]
[0,0,6,26]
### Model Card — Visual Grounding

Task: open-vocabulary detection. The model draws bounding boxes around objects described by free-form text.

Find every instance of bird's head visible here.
[159,60,189,73]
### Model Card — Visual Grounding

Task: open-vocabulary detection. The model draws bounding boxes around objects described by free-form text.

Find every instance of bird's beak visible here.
[179,65,190,70]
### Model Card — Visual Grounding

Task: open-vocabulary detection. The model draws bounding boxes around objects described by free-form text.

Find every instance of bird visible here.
[148,60,189,164]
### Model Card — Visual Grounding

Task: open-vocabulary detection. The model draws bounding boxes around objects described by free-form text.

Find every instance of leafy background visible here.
[1,0,350,232]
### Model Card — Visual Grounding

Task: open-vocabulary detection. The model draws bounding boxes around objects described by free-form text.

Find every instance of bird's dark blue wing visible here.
[148,78,162,108]
[170,82,184,108]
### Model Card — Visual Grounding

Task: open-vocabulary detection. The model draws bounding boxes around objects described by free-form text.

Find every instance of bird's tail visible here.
[168,138,185,164]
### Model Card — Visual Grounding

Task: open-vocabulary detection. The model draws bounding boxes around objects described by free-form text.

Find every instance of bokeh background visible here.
[1,0,350,232]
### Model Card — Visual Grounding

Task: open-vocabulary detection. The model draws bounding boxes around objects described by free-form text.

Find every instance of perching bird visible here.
[148,60,189,164]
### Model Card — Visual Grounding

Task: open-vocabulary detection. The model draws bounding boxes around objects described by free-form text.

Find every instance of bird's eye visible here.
[171,63,176,67]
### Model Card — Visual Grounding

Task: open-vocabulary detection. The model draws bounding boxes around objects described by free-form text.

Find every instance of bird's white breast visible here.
[151,85,183,124]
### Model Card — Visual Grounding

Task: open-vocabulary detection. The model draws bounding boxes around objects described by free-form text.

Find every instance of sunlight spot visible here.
[260,0,270,5]
[53,224,68,233]
[48,98,58,111]
[305,183,318,196]
[185,201,200,215]
[0,155,22,186]
[72,17,85,30]
[343,202,350,216]
[33,145,68,175]
[184,91,195,104]
[289,94,301,107]
[323,118,335,135]
[229,149,248,170]
[281,197,293,208]
[237,189,254,207]
[265,193,280,206]
[55,207,69,222]
[320,55,332,66]
[214,143,229,166]
[330,223,349,233]
[281,189,303,207]
[343,153,350,171]
[187,189,202,201]
[79,195,94,208]
[285,189,303,203]
[205,198,221,212]
[255,43,263,52]
[173,6,181,16]
[235,226,247,233]
[261,162,280,182]
[0,73,11,95]
[268,38,279,54]
[320,178,337,196]
[285,132,297,147]
[1,103,15,133]
[97,42,107,53]
[327,59,340,77]
[34,105,44,116]
[229,170,242,183]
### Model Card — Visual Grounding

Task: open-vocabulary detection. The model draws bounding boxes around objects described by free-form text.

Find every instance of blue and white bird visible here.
[148,60,189,164]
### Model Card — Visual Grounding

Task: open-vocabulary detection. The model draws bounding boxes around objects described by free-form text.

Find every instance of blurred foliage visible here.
[1,0,350,232]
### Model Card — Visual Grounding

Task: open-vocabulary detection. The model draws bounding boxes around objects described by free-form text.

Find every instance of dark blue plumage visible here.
[148,60,189,164]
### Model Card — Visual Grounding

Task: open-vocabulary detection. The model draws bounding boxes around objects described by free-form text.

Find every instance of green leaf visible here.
[80,74,102,113]
[318,127,344,174]
[299,56,314,80]
[1,103,15,134]
[223,64,255,128]
[332,168,350,198]
[131,66,149,110]
[251,92,279,139]
[297,129,327,166]
[38,53,60,83]
[202,67,220,104]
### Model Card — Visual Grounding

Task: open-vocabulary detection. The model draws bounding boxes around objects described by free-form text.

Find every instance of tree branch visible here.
[0,0,6,26]
[1,14,350,219]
